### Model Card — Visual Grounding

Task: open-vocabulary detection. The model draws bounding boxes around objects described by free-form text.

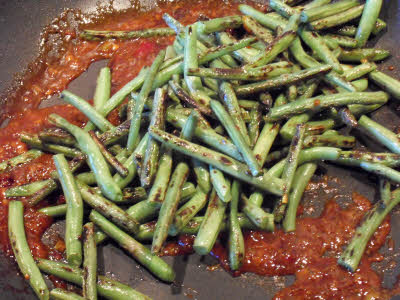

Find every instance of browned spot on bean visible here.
[220,156,232,165]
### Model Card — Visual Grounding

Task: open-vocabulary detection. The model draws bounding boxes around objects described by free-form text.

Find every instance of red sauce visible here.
[162,193,399,299]
[0,1,398,299]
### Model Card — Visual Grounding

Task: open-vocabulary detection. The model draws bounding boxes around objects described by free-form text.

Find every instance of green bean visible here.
[188,63,292,81]
[198,15,242,34]
[147,112,194,205]
[253,123,281,167]
[193,189,226,255]
[306,119,337,135]
[269,0,297,18]
[283,162,317,232]
[53,154,83,267]
[248,192,264,207]
[0,150,40,173]
[84,67,111,131]
[82,223,97,300]
[61,91,114,132]
[90,210,175,282]
[300,28,343,74]
[301,0,359,22]
[162,13,184,34]
[338,48,390,62]
[26,156,86,207]
[152,162,189,254]
[343,62,377,82]
[304,134,356,148]
[219,82,250,145]
[114,134,148,189]
[275,124,306,221]
[336,18,387,36]
[265,91,388,121]
[229,180,245,270]
[127,50,165,152]
[183,24,212,108]
[149,127,284,195]
[193,160,211,193]
[217,32,259,63]
[5,179,51,197]
[146,149,172,205]
[211,100,261,176]
[239,5,287,30]
[21,133,82,158]
[76,180,139,234]
[101,67,150,121]
[309,5,364,30]
[39,127,76,147]
[38,204,67,217]
[8,201,49,300]
[235,64,332,96]
[358,162,400,183]
[125,182,195,223]
[169,81,213,116]
[243,201,275,231]
[265,147,290,165]
[289,37,355,92]
[369,70,400,100]
[336,151,400,168]
[323,34,357,49]
[248,107,262,147]
[359,115,400,154]
[199,37,257,64]
[88,131,128,177]
[267,147,341,178]
[355,0,383,47]
[141,88,167,188]
[302,0,332,9]
[49,114,123,202]
[37,258,150,300]
[98,120,130,146]
[259,92,273,107]
[169,191,208,236]
[50,289,84,300]
[81,27,175,40]
[242,15,274,44]
[245,31,296,69]
[338,186,400,272]
[280,80,320,141]
[210,166,231,203]
[137,214,258,241]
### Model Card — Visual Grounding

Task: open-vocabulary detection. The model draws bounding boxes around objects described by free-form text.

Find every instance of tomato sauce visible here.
[0,0,398,299]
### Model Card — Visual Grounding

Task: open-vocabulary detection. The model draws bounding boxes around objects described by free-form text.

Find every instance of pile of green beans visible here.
[6,0,400,298]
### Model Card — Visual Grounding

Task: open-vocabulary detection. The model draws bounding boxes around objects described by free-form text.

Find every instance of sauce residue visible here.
[0,0,398,299]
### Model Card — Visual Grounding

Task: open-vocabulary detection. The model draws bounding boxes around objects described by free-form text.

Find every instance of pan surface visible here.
[1,0,400,299]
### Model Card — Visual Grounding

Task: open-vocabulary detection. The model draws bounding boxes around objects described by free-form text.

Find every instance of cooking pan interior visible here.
[1,0,400,299]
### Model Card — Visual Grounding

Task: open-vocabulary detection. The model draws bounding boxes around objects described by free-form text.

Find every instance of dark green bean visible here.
[235,65,332,96]
[81,27,175,40]
[355,0,383,47]
[149,127,284,195]
[37,258,150,299]
[8,201,49,300]
[82,223,97,300]
[49,114,123,202]
[53,154,83,267]
[90,210,175,282]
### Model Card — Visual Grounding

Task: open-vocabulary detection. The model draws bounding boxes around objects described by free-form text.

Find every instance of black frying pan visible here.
[1,1,400,299]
